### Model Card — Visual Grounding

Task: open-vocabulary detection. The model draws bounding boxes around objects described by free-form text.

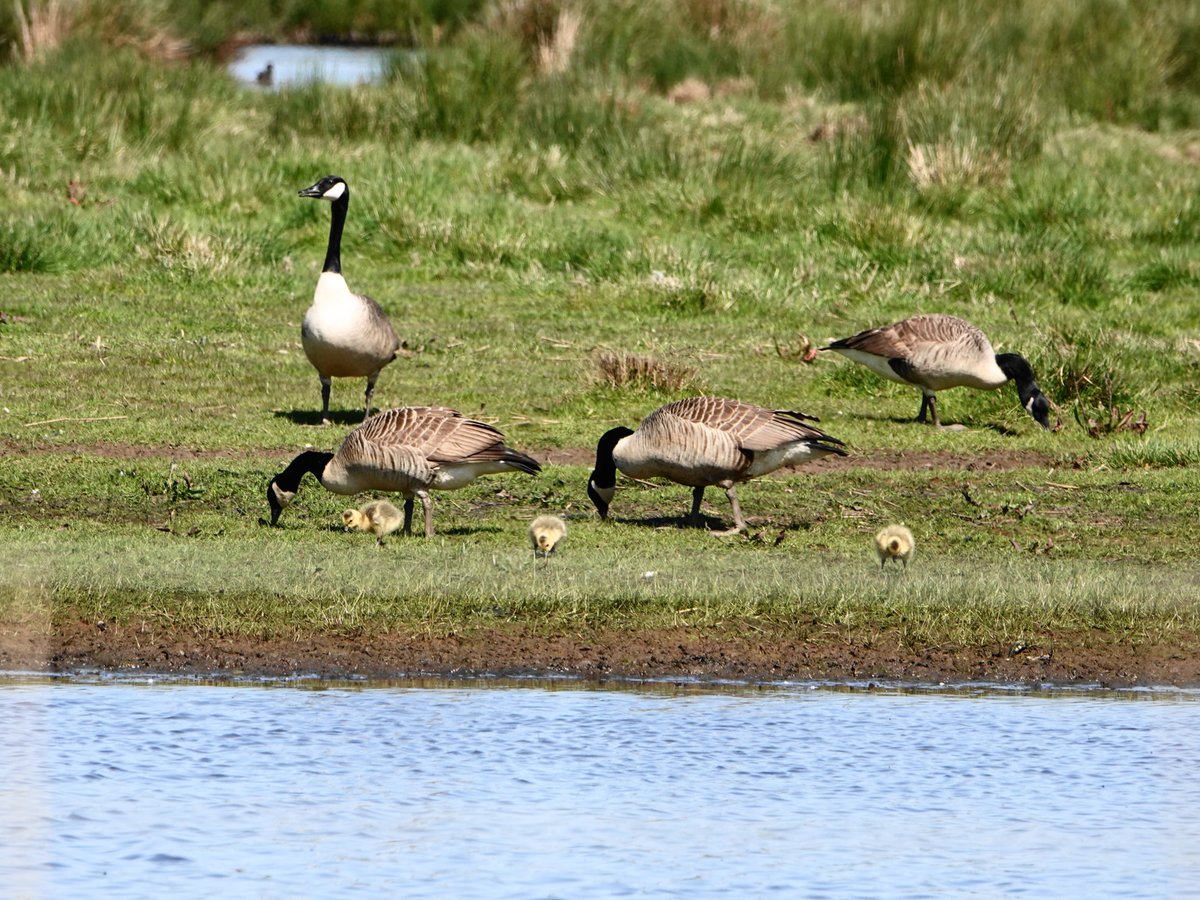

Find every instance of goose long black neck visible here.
[590,426,633,489]
[323,189,348,274]
[995,353,1035,389]
[277,450,335,492]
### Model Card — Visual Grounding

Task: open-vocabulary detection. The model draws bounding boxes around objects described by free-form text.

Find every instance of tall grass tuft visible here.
[10,0,73,63]
[0,220,59,273]
[411,26,528,142]
[592,350,698,394]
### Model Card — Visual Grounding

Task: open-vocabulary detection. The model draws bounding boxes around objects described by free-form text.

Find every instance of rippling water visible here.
[1,676,1198,897]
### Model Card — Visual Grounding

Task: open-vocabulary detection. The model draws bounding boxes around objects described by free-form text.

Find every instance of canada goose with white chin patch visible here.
[587,396,848,536]
[343,499,404,546]
[268,406,541,537]
[529,514,568,557]
[823,314,1051,430]
[298,175,401,425]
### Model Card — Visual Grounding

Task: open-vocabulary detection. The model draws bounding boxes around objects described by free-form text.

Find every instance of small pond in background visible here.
[2,675,1198,897]
[228,44,398,88]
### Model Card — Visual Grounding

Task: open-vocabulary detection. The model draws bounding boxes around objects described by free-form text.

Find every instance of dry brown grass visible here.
[906,139,1009,190]
[12,0,74,63]
[592,349,698,393]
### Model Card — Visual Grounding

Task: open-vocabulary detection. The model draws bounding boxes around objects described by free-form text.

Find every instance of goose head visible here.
[299,175,348,203]
[266,450,334,526]
[996,353,1051,429]
[267,480,295,526]
[342,508,368,531]
[587,426,633,519]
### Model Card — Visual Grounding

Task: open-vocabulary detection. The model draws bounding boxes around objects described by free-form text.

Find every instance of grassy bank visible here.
[2,0,1199,681]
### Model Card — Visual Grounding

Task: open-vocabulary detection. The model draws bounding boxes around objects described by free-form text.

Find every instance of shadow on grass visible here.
[274,409,366,428]
[609,514,729,531]
[845,410,1019,435]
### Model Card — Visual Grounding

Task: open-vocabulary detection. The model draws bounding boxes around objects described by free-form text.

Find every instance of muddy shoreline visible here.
[4,618,1199,687]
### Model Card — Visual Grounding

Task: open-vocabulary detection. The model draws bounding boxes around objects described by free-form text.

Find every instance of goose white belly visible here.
[432,460,518,490]
[744,442,835,477]
[302,273,392,377]
[836,347,1007,392]
[835,348,914,386]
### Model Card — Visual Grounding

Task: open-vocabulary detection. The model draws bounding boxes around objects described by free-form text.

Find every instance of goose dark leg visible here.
[686,485,706,527]
[711,484,747,537]
[319,375,333,425]
[402,497,415,535]
[363,373,379,421]
[417,491,434,537]
[916,393,930,424]
[928,394,941,428]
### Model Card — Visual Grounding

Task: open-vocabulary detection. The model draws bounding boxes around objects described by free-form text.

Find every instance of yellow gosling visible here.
[875,524,915,570]
[343,499,405,547]
[529,515,568,558]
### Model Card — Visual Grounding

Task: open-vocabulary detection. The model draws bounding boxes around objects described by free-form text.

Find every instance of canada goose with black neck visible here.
[267,406,541,537]
[297,175,401,425]
[823,314,1051,430]
[587,396,848,536]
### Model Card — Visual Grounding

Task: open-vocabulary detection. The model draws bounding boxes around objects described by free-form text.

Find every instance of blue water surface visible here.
[1,676,1197,898]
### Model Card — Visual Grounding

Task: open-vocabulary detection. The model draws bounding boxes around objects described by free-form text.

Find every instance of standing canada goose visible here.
[267,406,541,536]
[529,514,568,557]
[298,175,401,425]
[874,524,914,569]
[587,396,848,535]
[823,314,1051,430]
[343,499,405,546]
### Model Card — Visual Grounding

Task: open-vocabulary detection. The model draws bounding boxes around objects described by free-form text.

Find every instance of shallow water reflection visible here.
[1,676,1198,897]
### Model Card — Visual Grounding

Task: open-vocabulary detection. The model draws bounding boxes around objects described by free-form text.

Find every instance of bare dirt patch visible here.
[4,617,1198,687]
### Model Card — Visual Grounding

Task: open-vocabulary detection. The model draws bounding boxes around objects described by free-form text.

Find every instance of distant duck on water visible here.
[256,62,274,87]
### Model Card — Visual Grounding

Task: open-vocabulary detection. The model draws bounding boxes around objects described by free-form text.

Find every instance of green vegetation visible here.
[2,0,1199,675]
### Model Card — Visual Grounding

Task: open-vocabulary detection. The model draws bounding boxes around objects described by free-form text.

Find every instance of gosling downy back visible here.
[874,524,915,569]
[297,175,401,424]
[529,514,568,557]
[587,396,847,535]
[824,314,1051,429]
[267,406,542,536]
[343,498,405,545]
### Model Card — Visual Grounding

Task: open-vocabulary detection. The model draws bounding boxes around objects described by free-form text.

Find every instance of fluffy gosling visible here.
[875,524,915,570]
[343,499,405,547]
[529,515,568,558]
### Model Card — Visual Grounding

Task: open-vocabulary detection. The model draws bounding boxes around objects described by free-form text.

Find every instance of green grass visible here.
[1,1,1199,672]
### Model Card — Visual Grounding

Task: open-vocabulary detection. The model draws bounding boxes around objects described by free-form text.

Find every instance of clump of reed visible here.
[591,350,698,394]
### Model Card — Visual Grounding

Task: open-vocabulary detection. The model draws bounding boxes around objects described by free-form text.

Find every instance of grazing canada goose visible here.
[529,514,568,557]
[343,499,405,546]
[875,524,914,570]
[256,62,274,86]
[823,314,1051,430]
[298,175,401,425]
[587,396,848,535]
[267,406,541,537]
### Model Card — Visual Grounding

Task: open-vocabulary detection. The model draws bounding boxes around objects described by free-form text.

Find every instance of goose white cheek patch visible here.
[323,182,347,201]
